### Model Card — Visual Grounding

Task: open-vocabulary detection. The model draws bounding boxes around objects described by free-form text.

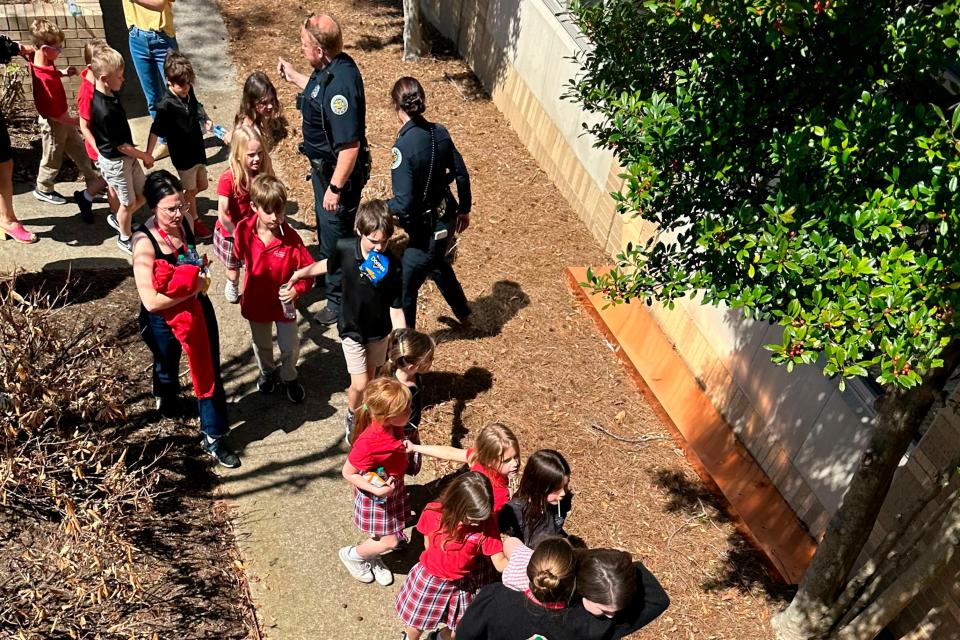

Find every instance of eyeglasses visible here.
[160,204,186,214]
[43,44,62,53]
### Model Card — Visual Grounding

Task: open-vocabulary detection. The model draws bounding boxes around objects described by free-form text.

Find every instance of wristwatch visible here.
[329,183,342,195]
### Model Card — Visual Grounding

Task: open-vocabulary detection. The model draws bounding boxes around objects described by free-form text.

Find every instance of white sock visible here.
[348,546,364,562]
[120,234,130,241]
[83,190,94,202]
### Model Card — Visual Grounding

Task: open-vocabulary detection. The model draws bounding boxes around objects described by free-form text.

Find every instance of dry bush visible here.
[0,63,24,115]
[0,277,165,639]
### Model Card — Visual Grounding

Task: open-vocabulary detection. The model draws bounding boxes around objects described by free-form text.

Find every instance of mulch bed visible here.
[2,272,253,639]
[211,0,791,637]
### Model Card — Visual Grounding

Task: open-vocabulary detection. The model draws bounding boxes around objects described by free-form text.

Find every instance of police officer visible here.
[386,77,472,328]
[277,13,370,326]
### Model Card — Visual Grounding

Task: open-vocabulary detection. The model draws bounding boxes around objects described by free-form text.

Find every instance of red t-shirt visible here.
[29,61,68,120]
[348,421,407,480]
[467,447,511,513]
[215,169,254,237]
[232,215,314,323]
[417,502,503,580]
[77,67,98,161]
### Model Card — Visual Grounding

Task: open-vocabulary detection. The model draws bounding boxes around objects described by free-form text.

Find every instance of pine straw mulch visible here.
[214,0,792,637]
[2,272,253,639]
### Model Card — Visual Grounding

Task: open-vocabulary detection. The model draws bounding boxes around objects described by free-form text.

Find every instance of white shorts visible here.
[97,155,145,207]
[341,336,388,376]
[177,164,208,192]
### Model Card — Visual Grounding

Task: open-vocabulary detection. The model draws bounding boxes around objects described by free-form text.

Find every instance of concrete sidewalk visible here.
[1,2,410,638]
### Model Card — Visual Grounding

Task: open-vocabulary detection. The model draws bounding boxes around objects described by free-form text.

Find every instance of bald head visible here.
[303,13,342,54]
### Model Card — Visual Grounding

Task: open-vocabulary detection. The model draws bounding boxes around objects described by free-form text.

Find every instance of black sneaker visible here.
[106,213,121,233]
[116,236,132,255]
[256,372,277,394]
[313,306,339,326]
[33,188,67,205]
[285,379,305,404]
[155,395,190,418]
[74,190,94,223]
[201,437,241,468]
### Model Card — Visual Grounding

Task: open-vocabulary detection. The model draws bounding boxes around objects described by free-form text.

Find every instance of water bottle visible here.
[280,284,297,319]
[212,124,228,140]
[67,0,81,16]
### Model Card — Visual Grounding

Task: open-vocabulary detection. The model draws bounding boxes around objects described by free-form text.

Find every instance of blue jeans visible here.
[138,295,229,439]
[128,26,177,141]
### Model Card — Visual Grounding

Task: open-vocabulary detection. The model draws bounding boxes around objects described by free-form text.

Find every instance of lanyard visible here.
[155,223,186,257]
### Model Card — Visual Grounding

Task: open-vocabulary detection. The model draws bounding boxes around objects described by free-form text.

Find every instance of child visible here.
[90,45,154,253]
[76,38,119,223]
[28,19,100,219]
[394,471,508,640]
[340,377,413,587]
[384,328,435,475]
[287,199,406,443]
[146,52,214,239]
[498,449,573,547]
[232,174,313,403]
[407,422,521,513]
[215,125,272,303]
[224,71,282,148]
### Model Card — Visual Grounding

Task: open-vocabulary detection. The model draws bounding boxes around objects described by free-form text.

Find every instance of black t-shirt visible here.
[386,118,472,233]
[456,563,670,640]
[301,53,366,166]
[91,89,133,159]
[498,494,573,547]
[149,87,207,170]
[328,237,402,343]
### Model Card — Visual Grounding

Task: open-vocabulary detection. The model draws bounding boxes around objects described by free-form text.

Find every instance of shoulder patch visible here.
[330,94,349,115]
[390,147,403,170]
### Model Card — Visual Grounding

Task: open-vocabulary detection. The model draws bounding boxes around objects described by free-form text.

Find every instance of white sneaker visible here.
[338,546,374,583]
[370,557,394,586]
[224,279,240,303]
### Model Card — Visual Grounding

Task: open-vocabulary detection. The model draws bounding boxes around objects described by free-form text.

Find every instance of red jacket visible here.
[232,216,314,323]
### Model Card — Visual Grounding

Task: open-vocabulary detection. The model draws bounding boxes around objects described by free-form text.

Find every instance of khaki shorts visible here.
[177,164,208,192]
[97,155,145,207]
[341,336,388,376]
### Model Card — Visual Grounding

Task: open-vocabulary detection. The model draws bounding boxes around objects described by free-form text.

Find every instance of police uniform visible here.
[300,51,369,313]
[387,117,472,327]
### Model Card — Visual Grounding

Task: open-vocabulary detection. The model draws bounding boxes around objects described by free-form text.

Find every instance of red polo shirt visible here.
[348,421,407,479]
[417,502,503,580]
[29,61,68,120]
[467,447,511,513]
[231,216,313,323]
[216,169,254,236]
[77,67,98,161]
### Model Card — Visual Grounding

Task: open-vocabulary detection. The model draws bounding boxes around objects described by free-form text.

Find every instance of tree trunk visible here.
[771,342,960,640]
[402,0,426,61]
[836,490,960,639]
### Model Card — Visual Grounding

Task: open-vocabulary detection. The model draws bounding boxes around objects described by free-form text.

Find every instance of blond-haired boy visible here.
[89,46,154,254]
[28,19,100,217]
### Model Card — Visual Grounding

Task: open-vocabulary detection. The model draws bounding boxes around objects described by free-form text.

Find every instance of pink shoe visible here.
[1,222,38,244]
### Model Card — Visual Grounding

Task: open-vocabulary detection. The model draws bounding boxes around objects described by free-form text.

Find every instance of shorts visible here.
[97,155,145,207]
[0,112,11,164]
[177,164,208,192]
[395,562,473,631]
[341,336,388,375]
[213,224,241,270]
[353,477,408,538]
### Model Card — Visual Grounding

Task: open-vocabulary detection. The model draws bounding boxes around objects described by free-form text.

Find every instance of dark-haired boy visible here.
[146,51,213,239]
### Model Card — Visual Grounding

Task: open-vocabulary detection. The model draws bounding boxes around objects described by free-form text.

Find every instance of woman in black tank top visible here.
[131,170,240,469]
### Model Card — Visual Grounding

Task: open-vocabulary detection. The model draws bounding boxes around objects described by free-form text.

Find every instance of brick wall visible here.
[1,1,105,104]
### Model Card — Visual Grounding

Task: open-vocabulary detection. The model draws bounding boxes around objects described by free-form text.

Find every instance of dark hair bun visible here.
[400,93,425,115]
[533,569,561,592]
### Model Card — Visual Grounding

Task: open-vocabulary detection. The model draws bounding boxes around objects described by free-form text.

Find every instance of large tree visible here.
[565,1,960,638]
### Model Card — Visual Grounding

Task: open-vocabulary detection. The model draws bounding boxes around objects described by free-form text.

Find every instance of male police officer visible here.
[278,14,370,326]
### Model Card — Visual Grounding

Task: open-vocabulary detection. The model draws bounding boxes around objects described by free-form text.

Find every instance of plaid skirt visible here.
[353,476,408,538]
[395,562,472,631]
[213,225,241,270]
[460,554,500,593]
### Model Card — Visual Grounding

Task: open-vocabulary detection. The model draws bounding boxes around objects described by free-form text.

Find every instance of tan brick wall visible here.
[1,1,106,106]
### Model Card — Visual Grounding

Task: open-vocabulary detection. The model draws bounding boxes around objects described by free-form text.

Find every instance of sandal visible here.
[1,222,38,244]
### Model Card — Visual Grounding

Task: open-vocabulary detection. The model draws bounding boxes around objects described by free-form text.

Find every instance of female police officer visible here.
[386,77,472,328]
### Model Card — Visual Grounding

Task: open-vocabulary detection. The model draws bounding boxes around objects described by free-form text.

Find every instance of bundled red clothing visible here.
[151,260,215,399]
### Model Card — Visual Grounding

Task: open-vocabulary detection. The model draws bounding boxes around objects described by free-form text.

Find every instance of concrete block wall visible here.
[421,0,960,637]
[1,1,105,105]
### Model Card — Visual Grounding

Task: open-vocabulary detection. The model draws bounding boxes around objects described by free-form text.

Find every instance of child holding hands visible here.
[28,19,100,217]
[340,377,413,587]
[232,174,313,403]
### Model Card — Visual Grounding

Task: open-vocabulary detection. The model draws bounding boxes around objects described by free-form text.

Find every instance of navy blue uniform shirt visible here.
[300,52,366,166]
[149,87,207,171]
[386,117,471,228]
